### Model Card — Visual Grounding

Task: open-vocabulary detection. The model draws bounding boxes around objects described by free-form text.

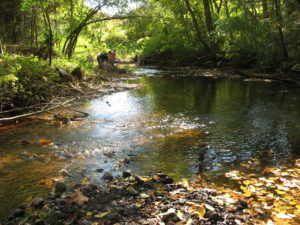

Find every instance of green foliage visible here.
[216,16,282,67]
[0,54,60,108]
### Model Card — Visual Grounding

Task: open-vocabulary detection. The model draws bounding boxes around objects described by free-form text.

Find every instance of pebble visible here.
[96,168,104,173]
[55,182,67,196]
[13,209,25,217]
[122,170,131,178]
[102,172,114,181]
[162,213,180,223]
[31,198,44,210]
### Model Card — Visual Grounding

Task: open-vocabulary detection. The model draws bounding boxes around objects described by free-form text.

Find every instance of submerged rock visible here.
[95,168,104,173]
[13,209,25,217]
[122,170,131,178]
[102,172,114,181]
[55,182,67,196]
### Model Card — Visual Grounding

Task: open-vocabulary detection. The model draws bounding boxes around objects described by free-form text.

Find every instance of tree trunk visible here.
[203,0,214,32]
[274,0,288,59]
[224,0,230,18]
[211,0,223,14]
[262,0,268,18]
[42,6,53,66]
[183,0,210,52]
[0,39,4,55]
[63,6,100,58]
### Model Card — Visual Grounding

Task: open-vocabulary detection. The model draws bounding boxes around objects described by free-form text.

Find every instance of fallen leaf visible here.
[86,212,93,216]
[140,193,149,198]
[39,139,53,145]
[68,190,89,205]
[95,212,110,218]
[38,178,55,189]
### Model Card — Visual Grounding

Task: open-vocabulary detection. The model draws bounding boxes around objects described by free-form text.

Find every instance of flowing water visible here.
[0,68,300,218]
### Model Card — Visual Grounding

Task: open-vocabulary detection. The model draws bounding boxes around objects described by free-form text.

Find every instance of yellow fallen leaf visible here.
[243,180,251,186]
[95,212,110,218]
[135,202,142,207]
[196,205,206,219]
[82,177,90,184]
[181,179,189,188]
[242,191,252,197]
[186,219,194,225]
[289,201,298,206]
[276,190,286,195]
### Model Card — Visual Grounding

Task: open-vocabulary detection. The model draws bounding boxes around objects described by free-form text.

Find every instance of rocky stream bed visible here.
[1,172,250,225]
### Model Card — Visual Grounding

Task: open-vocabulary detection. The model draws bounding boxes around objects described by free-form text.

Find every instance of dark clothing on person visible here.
[97,53,108,64]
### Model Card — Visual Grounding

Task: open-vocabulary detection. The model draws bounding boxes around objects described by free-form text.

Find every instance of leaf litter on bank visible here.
[3,159,300,224]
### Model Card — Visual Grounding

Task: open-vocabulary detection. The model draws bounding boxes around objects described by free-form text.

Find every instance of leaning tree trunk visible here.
[62,12,137,58]
[183,0,210,52]
[42,7,53,66]
[63,6,100,58]
[45,12,52,66]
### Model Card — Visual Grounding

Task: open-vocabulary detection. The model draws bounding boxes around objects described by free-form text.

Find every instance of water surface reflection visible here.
[0,70,300,218]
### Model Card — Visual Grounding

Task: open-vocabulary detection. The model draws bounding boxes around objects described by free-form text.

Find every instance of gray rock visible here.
[31,198,44,210]
[209,212,223,221]
[122,170,131,178]
[13,209,25,217]
[162,213,180,223]
[106,213,121,224]
[291,64,300,71]
[71,67,83,80]
[102,172,113,181]
[55,68,72,82]
[127,188,138,196]
[124,157,130,165]
[96,168,104,173]
[55,182,67,196]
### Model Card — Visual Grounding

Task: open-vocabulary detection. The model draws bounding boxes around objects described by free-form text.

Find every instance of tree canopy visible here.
[0,0,300,68]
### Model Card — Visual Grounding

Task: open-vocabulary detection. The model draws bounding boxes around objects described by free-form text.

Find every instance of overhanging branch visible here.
[86,15,141,26]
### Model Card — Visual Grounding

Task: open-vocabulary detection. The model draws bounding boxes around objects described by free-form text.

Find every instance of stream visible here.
[0,67,300,219]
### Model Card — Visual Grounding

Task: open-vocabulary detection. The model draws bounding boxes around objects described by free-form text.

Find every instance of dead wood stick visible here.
[61,106,89,117]
[0,98,78,122]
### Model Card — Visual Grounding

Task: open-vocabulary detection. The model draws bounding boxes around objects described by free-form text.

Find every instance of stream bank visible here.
[0,173,251,225]
[139,53,300,85]
[0,67,140,124]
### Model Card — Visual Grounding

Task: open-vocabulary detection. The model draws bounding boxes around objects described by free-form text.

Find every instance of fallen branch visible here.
[0,98,78,122]
[233,69,300,85]
[61,106,89,117]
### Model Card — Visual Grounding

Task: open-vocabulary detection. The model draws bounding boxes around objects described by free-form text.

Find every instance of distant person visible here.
[108,50,116,65]
[97,52,108,63]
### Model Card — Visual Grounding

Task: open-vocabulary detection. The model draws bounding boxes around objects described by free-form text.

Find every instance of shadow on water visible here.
[0,67,300,218]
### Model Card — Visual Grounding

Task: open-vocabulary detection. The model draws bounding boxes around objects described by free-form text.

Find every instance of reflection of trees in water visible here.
[133,76,300,175]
